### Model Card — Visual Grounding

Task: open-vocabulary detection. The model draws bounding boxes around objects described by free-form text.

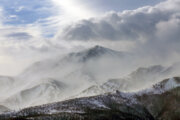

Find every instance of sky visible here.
[0,0,164,23]
[0,0,164,36]
[1,0,180,75]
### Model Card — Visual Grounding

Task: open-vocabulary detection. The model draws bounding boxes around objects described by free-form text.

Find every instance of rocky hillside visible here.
[0,77,179,120]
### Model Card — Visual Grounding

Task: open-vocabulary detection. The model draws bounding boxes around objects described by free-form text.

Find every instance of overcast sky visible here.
[0,0,180,75]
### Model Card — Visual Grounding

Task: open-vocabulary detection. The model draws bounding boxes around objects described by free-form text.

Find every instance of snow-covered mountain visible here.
[1,77,179,120]
[0,45,129,110]
[76,65,174,97]
[0,45,180,114]
[19,45,127,81]
[68,45,126,62]
[3,78,67,109]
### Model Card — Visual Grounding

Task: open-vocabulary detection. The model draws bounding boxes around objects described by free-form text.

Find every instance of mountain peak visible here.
[71,45,124,62]
[86,45,108,55]
[91,45,106,50]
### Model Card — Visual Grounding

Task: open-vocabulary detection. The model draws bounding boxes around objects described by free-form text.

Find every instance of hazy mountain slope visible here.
[20,45,127,80]
[17,45,129,91]
[77,65,171,97]
[0,46,129,111]
[0,105,10,114]
[0,76,16,102]
[0,76,14,92]
[2,78,67,109]
[0,77,179,120]
[1,45,180,113]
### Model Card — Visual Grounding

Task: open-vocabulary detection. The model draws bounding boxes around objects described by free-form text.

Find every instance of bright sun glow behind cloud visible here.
[51,0,98,23]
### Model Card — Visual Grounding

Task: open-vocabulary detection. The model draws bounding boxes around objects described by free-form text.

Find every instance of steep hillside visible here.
[0,77,179,120]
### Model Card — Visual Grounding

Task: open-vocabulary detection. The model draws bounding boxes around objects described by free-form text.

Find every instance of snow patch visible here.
[164,78,180,90]
[89,100,108,108]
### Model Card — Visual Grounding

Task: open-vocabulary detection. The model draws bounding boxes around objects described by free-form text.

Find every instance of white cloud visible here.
[0,10,65,75]
[0,0,180,75]
[56,0,180,42]
[15,6,25,12]
[52,0,180,68]
[0,7,4,25]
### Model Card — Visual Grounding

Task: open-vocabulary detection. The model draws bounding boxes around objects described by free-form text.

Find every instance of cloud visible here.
[0,0,59,37]
[0,9,65,75]
[52,0,180,69]
[56,0,180,42]
[0,0,98,75]
[0,0,180,75]
[0,7,5,25]
[51,0,98,20]
[6,32,33,40]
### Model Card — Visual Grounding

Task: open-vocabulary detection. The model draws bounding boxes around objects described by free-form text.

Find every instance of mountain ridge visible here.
[68,45,126,62]
[0,77,179,120]
[0,46,180,114]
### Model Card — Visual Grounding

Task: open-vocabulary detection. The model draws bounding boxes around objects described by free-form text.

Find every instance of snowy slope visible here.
[0,45,180,113]
[0,76,14,95]
[0,77,179,120]
[76,65,172,97]
[2,78,68,109]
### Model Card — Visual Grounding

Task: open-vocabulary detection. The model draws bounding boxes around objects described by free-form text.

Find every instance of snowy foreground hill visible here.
[0,77,179,120]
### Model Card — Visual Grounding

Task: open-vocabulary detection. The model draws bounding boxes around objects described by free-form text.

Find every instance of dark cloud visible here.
[6,32,33,40]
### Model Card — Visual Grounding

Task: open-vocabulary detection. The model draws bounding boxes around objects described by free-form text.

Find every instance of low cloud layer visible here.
[6,32,33,40]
